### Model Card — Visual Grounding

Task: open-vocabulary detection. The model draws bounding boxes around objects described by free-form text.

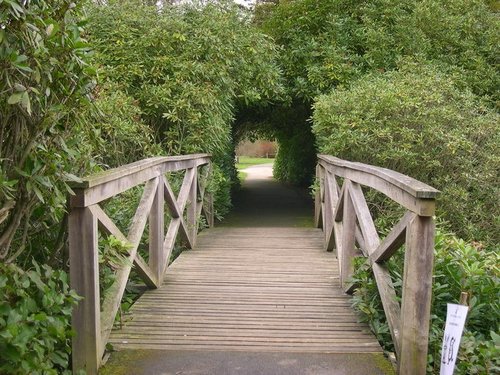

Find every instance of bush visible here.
[0,263,80,374]
[351,227,500,374]
[0,0,92,263]
[260,0,499,103]
[313,63,499,245]
[87,0,285,217]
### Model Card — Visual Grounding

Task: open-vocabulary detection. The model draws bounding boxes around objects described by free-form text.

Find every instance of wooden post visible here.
[399,215,435,374]
[187,168,198,247]
[149,176,164,285]
[314,164,323,229]
[69,205,101,374]
[340,180,356,291]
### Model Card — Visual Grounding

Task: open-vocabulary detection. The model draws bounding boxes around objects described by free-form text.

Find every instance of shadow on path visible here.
[221,163,314,227]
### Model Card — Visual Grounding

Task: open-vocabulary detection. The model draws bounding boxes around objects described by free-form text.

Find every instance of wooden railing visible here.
[315,155,439,375]
[68,154,213,374]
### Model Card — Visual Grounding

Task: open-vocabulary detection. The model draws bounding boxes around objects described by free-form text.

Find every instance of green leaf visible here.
[32,185,44,203]
[14,83,26,92]
[46,24,54,36]
[21,92,31,115]
[491,331,500,346]
[7,93,23,105]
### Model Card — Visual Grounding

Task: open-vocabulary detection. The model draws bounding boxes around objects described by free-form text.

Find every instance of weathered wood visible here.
[371,211,415,263]
[323,171,334,250]
[69,154,210,189]
[319,159,438,216]
[349,182,380,255]
[99,178,158,352]
[317,155,439,199]
[70,156,210,208]
[69,206,100,374]
[133,253,158,289]
[399,216,435,374]
[69,154,213,374]
[88,204,157,289]
[163,177,180,218]
[317,155,438,373]
[371,262,402,358]
[314,164,323,228]
[149,176,164,284]
[187,169,198,246]
[334,181,345,222]
[109,228,383,354]
[177,167,196,213]
[340,181,356,291]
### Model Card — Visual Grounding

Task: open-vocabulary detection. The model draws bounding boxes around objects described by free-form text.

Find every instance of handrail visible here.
[315,155,439,375]
[68,154,213,374]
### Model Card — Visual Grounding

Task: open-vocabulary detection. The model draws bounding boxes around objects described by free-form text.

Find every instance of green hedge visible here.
[313,63,499,245]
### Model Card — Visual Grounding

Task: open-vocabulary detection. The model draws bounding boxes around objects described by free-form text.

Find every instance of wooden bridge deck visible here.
[109,227,381,354]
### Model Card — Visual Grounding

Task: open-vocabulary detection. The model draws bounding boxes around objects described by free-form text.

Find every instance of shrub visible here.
[0,263,80,374]
[351,227,500,374]
[87,0,285,217]
[313,63,499,245]
[260,0,499,103]
[0,0,92,263]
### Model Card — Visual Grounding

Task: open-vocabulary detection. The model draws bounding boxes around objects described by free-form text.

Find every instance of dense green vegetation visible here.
[255,0,499,373]
[1,0,498,373]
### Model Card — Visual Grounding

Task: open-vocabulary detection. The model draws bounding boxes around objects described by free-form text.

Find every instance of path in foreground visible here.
[102,164,394,374]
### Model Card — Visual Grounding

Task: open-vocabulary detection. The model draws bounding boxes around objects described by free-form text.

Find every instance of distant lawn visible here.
[236,156,274,183]
[236,156,274,171]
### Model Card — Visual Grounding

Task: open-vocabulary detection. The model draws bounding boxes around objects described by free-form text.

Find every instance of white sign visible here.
[440,303,469,375]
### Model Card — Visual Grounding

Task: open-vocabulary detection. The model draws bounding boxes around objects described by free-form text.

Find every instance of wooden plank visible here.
[187,168,197,246]
[109,227,383,356]
[340,182,356,291]
[320,161,436,216]
[100,178,158,351]
[324,171,339,252]
[314,164,323,229]
[349,182,380,255]
[317,155,439,199]
[333,181,345,222]
[370,211,414,263]
[177,167,196,214]
[399,216,435,374]
[70,156,210,208]
[69,154,210,189]
[88,204,157,288]
[133,253,158,289]
[371,262,401,358]
[163,177,180,218]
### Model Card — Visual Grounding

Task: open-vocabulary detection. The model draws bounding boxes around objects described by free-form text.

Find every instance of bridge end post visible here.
[69,204,101,375]
[398,214,435,374]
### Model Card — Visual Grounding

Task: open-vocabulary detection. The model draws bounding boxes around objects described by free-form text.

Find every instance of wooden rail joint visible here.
[315,154,439,375]
[68,154,213,374]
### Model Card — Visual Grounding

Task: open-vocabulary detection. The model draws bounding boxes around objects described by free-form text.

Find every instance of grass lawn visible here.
[236,156,274,171]
[236,156,275,183]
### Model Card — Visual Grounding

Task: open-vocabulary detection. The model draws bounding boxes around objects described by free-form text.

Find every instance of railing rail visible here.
[68,154,213,374]
[315,154,439,375]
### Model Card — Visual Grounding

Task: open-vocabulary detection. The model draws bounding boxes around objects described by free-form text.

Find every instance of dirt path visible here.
[221,163,314,227]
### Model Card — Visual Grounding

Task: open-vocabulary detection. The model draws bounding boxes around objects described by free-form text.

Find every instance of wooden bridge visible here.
[68,154,438,374]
